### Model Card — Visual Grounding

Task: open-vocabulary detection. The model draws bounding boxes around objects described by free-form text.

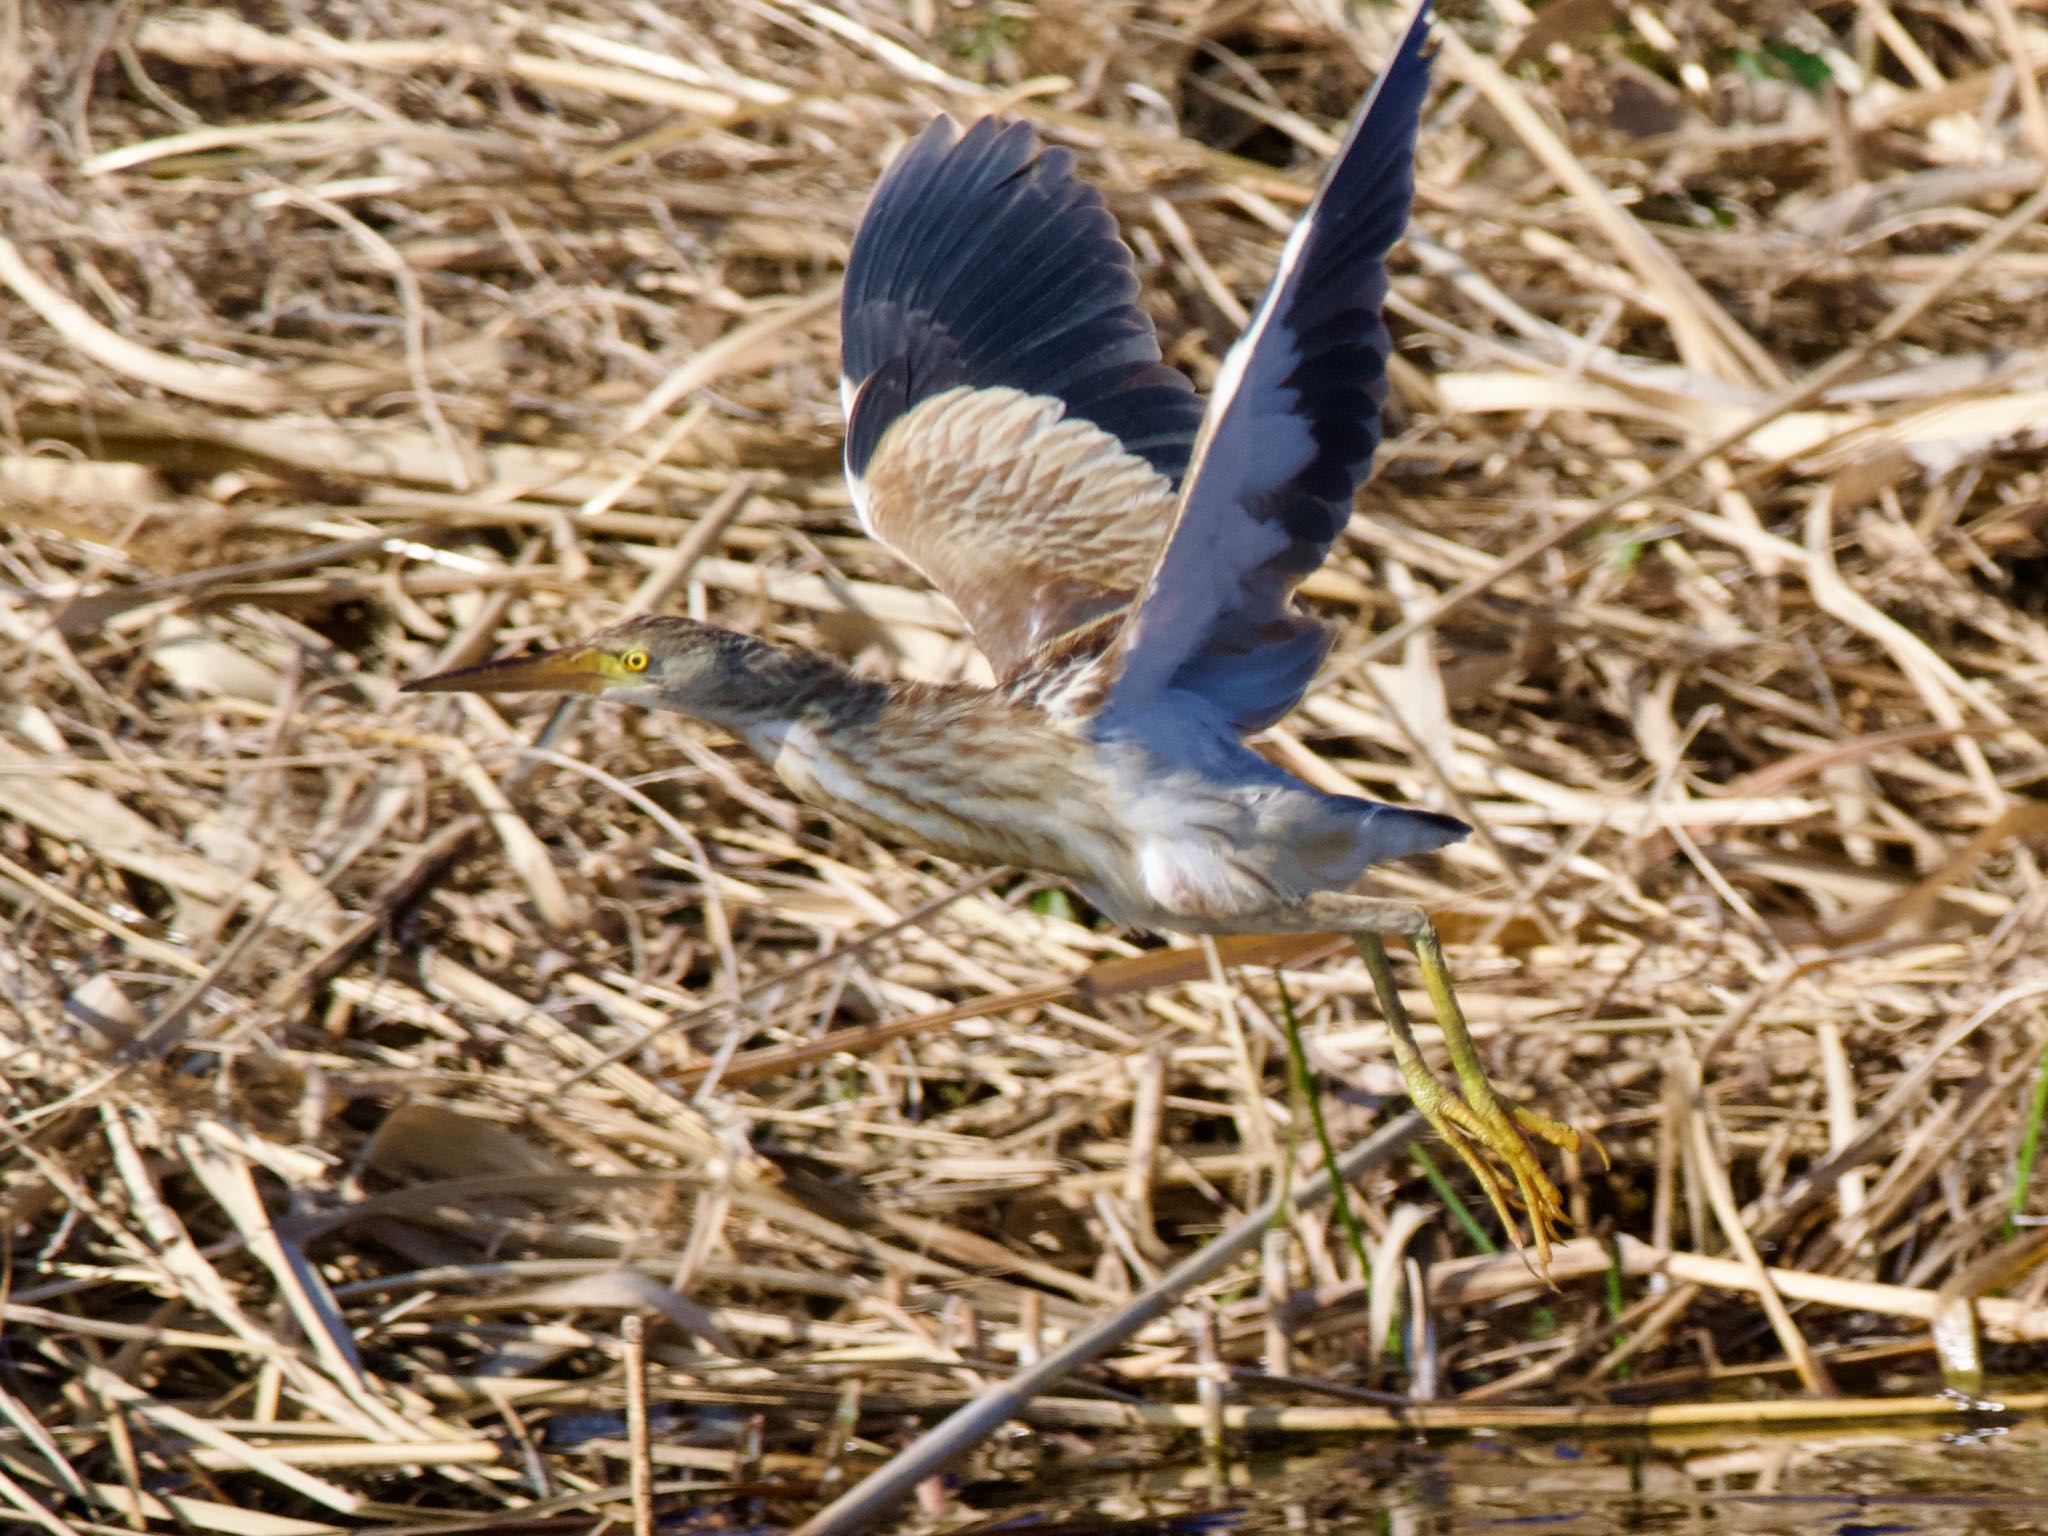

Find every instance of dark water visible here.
[952,1415,2048,1535]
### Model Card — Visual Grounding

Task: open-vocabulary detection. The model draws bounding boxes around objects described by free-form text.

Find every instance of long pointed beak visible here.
[402,644,618,698]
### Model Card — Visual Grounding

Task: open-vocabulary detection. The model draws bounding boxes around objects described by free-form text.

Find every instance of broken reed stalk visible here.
[1019,1389,2048,1435]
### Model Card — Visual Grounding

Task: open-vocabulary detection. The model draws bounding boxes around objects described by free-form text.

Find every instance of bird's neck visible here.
[690,630,884,741]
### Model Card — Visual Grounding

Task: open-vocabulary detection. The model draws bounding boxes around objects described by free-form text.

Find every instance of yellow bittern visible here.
[407,1,1585,1262]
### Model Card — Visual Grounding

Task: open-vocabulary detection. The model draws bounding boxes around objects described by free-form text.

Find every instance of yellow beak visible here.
[402,644,621,698]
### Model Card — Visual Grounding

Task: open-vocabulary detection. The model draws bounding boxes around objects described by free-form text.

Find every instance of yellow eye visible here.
[622,649,650,673]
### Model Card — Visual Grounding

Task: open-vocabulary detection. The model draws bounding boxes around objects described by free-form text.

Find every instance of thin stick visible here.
[789,1113,1420,1536]
[1020,1389,2048,1435]
[1261,1228,1294,1375]
[1689,1096,1837,1396]
[1274,972,1373,1276]
[1191,1306,1227,1478]
[622,1315,653,1536]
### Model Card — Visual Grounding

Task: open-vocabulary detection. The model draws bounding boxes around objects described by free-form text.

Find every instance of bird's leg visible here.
[1248,892,1591,1272]
[1353,925,1581,1274]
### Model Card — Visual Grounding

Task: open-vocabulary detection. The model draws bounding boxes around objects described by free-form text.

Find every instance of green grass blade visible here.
[1275,971,1372,1280]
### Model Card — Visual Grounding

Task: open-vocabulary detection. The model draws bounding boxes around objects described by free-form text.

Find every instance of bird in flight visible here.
[407,0,1586,1266]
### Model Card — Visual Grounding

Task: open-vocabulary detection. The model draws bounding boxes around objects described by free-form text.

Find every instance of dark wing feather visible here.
[840,115,1207,676]
[1103,2,1434,734]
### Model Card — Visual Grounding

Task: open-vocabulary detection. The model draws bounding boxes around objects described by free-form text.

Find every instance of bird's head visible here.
[402,615,738,714]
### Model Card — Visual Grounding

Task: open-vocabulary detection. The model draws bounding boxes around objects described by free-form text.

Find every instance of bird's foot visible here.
[1353,927,1603,1281]
[1394,1055,1600,1279]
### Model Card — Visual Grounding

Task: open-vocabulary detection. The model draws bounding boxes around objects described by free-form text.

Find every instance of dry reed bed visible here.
[2,0,2047,1528]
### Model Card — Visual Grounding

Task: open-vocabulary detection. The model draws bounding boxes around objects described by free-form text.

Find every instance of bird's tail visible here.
[1269,789,1467,894]
[1352,799,1469,867]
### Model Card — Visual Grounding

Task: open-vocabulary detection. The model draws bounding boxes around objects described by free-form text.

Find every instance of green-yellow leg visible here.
[1354,929,1584,1273]
[1247,893,1593,1275]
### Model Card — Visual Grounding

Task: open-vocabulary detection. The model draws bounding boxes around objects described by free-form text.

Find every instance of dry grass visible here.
[4,0,2048,1529]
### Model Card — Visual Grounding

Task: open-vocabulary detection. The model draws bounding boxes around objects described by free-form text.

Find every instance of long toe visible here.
[1417,1079,1575,1278]
[1515,1106,1609,1171]
[1407,1095,1528,1255]
[1511,1104,1589,1159]
[1488,1120,1568,1277]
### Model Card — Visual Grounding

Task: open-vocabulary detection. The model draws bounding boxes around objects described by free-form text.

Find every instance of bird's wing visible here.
[841,115,1207,679]
[1101,2,1433,735]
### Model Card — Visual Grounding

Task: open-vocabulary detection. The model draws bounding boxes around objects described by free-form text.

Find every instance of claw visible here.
[1405,1070,1573,1275]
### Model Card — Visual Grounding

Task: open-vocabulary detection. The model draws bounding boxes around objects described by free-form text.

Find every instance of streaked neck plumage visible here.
[660,625,884,741]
